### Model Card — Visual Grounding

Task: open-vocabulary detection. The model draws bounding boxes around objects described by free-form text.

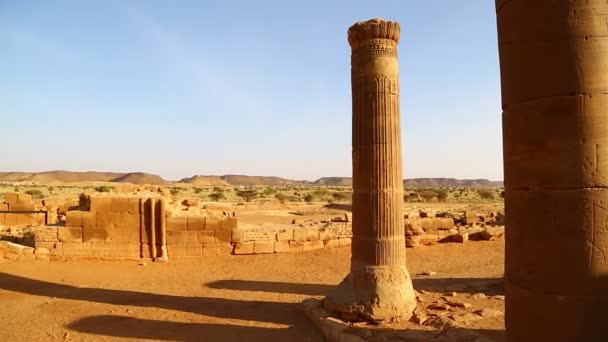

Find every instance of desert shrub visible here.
[419,190,439,201]
[94,186,113,193]
[170,188,180,196]
[275,193,289,204]
[24,189,44,199]
[263,187,277,197]
[478,189,495,200]
[48,186,54,193]
[500,190,505,198]
[237,189,258,202]
[436,189,448,202]
[212,186,224,193]
[209,192,225,201]
[304,194,315,203]
[332,192,352,202]
[313,190,330,198]
[194,187,203,194]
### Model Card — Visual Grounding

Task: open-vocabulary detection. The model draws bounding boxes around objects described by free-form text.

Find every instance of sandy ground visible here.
[0,240,505,342]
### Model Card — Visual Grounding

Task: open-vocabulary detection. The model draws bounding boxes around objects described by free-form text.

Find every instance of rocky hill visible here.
[312,177,502,187]
[180,175,229,186]
[313,177,352,186]
[219,175,305,186]
[111,172,167,185]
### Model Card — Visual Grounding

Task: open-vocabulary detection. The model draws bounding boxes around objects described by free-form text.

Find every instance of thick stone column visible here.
[496,1,608,340]
[323,18,416,322]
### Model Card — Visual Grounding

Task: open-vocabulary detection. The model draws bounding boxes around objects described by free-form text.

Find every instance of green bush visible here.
[94,186,113,193]
[478,189,495,200]
[209,192,225,201]
[275,193,289,204]
[237,189,258,202]
[25,189,44,199]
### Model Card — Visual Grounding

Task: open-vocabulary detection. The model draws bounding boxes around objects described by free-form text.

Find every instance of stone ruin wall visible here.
[0,192,46,227]
[0,195,505,261]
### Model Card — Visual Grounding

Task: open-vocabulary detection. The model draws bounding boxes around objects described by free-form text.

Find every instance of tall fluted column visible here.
[496,1,608,340]
[323,18,416,322]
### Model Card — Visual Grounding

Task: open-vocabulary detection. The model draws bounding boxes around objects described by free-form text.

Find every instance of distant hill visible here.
[180,175,229,186]
[404,178,503,188]
[0,171,122,183]
[0,170,503,187]
[219,175,305,186]
[313,177,352,186]
[112,172,167,185]
[311,177,502,188]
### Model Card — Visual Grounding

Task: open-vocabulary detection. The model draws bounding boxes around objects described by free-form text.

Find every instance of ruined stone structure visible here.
[496,1,608,340]
[323,19,416,321]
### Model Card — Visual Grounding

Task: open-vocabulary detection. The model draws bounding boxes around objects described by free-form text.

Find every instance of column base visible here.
[322,264,416,322]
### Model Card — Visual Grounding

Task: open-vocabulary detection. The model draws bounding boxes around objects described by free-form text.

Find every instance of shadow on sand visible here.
[0,272,505,341]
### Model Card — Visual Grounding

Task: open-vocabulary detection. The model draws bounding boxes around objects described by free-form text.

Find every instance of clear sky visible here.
[0,0,502,181]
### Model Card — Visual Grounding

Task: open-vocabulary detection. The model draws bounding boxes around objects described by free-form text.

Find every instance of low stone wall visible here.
[0,192,46,227]
[26,196,237,260]
[231,222,353,255]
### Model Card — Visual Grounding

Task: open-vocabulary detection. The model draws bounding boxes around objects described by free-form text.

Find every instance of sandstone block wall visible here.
[231,222,353,255]
[0,192,45,227]
[164,215,235,258]
[28,196,237,260]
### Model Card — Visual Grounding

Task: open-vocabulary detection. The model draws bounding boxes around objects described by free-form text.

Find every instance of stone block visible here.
[276,228,293,241]
[293,228,307,242]
[274,241,290,253]
[18,193,32,203]
[167,231,198,245]
[96,212,121,228]
[205,217,221,231]
[3,193,19,204]
[108,243,140,258]
[253,241,274,254]
[127,198,141,213]
[220,217,238,231]
[234,242,254,255]
[167,244,187,258]
[187,216,205,231]
[441,218,455,229]
[90,197,112,212]
[32,226,58,242]
[84,227,139,243]
[166,216,188,232]
[319,228,336,241]
[90,243,110,257]
[323,239,340,248]
[288,241,304,252]
[215,229,232,243]
[58,227,83,243]
[110,198,130,212]
[338,238,352,247]
[431,218,443,230]
[0,203,8,211]
[303,240,324,251]
[119,212,140,228]
[202,243,221,256]
[197,231,215,244]
[81,212,97,228]
[65,211,83,227]
[231,230,244,242]
[186,244,203,257]
[219,243,233,254]
[421,218,433,231]
[9,202,35,211]
[406,235,421,248]
[306,228,320,241]
[37,241,62,255]
[4,213,17,226]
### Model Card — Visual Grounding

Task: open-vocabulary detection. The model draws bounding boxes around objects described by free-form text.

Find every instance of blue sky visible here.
[0,0,502,181]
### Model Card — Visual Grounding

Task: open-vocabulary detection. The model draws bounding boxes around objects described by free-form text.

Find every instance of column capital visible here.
[348,18,400,49]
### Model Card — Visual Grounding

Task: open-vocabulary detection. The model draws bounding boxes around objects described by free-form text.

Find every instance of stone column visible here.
[496,1,608,340]
[323,18,416,322]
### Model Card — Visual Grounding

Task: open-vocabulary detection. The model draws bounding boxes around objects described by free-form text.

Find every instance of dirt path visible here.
[0,240,505,342]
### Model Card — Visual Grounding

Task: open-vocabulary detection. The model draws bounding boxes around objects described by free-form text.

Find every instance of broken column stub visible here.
[496,1,608,340]
[322,18,416,322]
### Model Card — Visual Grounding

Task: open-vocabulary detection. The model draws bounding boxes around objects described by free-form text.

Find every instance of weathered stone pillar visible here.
[496,1,608,340]
[323,18,416,322]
